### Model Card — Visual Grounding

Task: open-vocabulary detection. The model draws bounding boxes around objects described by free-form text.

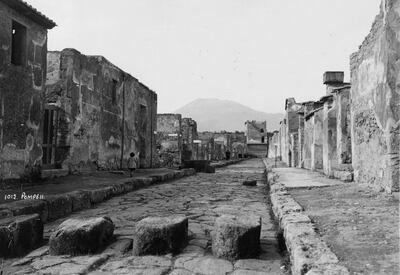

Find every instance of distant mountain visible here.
[174,98,283,132]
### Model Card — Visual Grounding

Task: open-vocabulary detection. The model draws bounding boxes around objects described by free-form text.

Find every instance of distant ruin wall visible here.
[156,114,182,168]
[350,0,400,192]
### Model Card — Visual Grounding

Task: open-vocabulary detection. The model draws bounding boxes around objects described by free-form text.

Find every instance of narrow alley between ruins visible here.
[5,159,288,275]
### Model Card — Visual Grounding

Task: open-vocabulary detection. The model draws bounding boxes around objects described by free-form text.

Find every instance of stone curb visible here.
[0,168,196,226]
[261,159,349,275]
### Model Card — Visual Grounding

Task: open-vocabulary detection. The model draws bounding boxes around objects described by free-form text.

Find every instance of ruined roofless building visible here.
[46,49,157,172]
[350,0,399,193]
[0,0,56,180]
[245,120,268,158]
[155,114,182,168]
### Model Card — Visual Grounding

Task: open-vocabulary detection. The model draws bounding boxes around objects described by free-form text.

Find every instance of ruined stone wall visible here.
[297,116,305,168]
[45,49,157,172]
[0,2,50,180]
[280,121,288,164]
[350,0,400,192]
[181,118,198,161]
[196,131,245,160]
[322,97,338,177]
[336,88,352,165]
[311,109,324,170]
[289,133,299,167]
[156,114,182,168]
[245,121,267,144]
[303,116,313,169]
[268,131,280,159]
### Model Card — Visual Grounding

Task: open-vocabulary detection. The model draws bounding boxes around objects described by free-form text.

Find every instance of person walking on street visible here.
[127,152,139,177]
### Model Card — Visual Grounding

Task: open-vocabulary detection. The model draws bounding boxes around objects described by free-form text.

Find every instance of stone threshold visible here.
[262,158,350,275]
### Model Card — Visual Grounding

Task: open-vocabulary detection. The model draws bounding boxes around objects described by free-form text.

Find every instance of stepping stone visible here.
[212,214,261,260]
[132,215,188,255]
[243,180,257,186]
[49,216,114,255]
[0,214,43,258]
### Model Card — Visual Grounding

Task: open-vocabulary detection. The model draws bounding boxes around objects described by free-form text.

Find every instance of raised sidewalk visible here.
[263,158,399,275]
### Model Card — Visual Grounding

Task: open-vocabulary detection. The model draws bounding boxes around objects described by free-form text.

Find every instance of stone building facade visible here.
[181,118,198,161]
[46,49,157,172]
[0,0,56,180]
[350,0,399,192]
[245,120,268,157]
[156,114,182,168]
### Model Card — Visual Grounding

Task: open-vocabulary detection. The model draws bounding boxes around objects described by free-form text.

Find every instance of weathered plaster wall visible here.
[46,49,157,172]
[297,116,305,168]
[245,121,267,144]
[156,114,182,168]
[0,2,49,180]
[311,109,324,170]
[303,117,313,169]
[290,133,299,167]
[181,118,198,161]
[336,88,352,165]
[322,97,338,177]
[268,131,281,159]
[350,0,400,192]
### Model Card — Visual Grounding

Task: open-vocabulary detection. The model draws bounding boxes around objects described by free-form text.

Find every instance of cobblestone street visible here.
[6,159,287,275]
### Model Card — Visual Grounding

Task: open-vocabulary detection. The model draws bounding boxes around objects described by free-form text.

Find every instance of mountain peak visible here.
[174,98,283,132]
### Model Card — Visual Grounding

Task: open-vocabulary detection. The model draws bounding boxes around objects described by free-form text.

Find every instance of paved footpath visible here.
[5,159,288,275]
[273,167,399,275]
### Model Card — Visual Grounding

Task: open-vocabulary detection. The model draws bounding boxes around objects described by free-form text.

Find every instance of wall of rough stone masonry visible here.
[322,96,338,177]
[297,116,305,168]
[303,116,314,169]
[181,118,198,161]
[196,131,245,160]
[46,49,157,172]
[280,121,288,164]
[283,98,304,167]
[155,114,182,168]
[0,2,54,180]
[268,131,281,159]
[289,133,299,167]
[245,121,267,144]
[350,0,400,192]
[336,88,352,165]
[311,109,324,170]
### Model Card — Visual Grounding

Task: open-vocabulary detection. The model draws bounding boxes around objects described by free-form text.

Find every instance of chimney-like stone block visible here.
[323,71,344,84]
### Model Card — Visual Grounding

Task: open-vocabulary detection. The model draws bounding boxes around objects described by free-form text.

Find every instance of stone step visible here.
[132,215,188,256]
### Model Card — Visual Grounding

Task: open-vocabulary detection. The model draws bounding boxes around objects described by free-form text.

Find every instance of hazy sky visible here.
[28,0,381,114]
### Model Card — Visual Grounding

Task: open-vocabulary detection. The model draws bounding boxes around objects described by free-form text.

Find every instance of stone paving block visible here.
[181,256,234,275]
[0,199,49,223]
[49,216,115,255]
[212,214,261,260]
[305,264,350,275]
[67,190,91,212]
[0,214,43,257]
[132,215,188,255]
[243,180,257,186]
[44,194,73,221]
